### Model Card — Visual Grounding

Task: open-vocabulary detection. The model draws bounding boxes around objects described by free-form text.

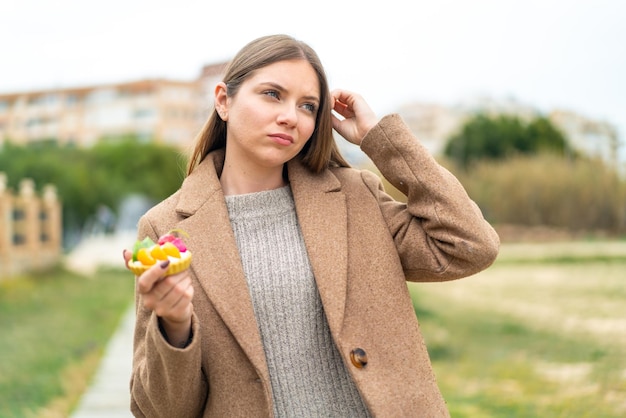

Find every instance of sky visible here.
[1,0,625,158]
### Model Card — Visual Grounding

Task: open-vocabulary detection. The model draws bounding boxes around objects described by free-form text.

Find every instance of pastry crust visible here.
[127,251,192,276]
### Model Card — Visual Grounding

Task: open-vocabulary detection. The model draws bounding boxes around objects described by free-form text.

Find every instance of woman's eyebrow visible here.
[259,81,286,92]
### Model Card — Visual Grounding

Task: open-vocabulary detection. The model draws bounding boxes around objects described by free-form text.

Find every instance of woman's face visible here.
[219,59,320,171]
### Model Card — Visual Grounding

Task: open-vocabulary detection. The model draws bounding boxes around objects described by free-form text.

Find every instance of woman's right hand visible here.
[123,249,194,347]
[330,89,379,146]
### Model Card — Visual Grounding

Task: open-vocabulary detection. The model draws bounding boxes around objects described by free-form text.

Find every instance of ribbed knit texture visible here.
[225,186,370,418]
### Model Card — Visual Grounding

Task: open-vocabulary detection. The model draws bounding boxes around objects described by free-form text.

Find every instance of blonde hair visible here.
[187,34,350,176]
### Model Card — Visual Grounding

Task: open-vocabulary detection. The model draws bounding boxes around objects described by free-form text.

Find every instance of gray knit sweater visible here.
[225,186,370,418]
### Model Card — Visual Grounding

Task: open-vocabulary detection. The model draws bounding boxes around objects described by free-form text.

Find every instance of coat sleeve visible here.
[129,215,208,418]
[359,114,500,281]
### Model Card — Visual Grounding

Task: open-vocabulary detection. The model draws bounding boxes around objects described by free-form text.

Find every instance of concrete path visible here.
[71,305,135,418]
[65,232,137,417]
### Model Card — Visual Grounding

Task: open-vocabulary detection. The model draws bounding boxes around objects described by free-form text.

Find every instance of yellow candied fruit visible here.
[161,241,181,258]
[150,245,168,261]
[137,247,156,265]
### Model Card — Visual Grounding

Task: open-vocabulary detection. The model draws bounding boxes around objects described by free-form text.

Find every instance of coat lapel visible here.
[173,153,350,376]
[288,160,348,337]
[175,152,268,380]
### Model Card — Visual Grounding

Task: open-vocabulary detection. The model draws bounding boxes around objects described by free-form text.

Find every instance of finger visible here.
[122,249,132,264]
[333,102,356,122]
[332,99,350,116]
[153,271,192,303]
[136,260,170,294]
[153,276,194,320]
[330,88,353,103]
[168,277,194,312]
[331,113,342,132]
[330,89,348,106]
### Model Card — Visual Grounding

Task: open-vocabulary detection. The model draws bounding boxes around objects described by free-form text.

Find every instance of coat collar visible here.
[286,158,348,338]
[175,150,348,374]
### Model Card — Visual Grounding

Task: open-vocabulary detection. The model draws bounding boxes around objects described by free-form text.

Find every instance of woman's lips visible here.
[269,133,293,146]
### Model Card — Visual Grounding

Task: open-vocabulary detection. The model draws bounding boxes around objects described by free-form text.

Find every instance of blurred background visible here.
[1,0,625,417]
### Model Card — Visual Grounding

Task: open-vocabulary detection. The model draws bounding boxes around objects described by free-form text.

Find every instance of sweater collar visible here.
[175,149,342,217]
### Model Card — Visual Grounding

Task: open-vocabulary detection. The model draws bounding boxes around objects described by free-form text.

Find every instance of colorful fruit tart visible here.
[127,230,192,276]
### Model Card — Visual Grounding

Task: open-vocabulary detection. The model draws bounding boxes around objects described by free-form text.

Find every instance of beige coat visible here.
[130,114,500,417]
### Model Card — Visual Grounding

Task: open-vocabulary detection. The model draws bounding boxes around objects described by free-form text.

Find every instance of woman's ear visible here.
[214,82,229,121]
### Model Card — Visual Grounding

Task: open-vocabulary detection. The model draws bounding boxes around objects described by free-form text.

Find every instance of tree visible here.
[443,113,571,167]
[0,137,187,247]
[90,137,187,203]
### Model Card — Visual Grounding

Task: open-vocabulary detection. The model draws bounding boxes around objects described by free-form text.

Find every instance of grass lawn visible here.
[1,241,625,417]
[0,266,134,418]
[410,241,626,417]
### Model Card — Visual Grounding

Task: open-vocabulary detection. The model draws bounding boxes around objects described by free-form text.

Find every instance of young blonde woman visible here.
[123,34,499,417]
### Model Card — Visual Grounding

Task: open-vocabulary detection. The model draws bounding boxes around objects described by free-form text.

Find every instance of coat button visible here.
[350,348,368,369]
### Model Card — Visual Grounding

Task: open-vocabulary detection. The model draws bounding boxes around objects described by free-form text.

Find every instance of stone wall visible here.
[0,173,62,278]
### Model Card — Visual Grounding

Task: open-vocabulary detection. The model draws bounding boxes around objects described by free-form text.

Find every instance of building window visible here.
[13,234,25,245]
[13,209,25,221]
[66,94,80,106]
[26,117,41,127]
[134,108,157,119]
[86,88,119,104]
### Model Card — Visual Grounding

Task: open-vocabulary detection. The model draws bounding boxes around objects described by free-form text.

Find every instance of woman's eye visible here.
[263,90,279,99]
[302,103,317,113]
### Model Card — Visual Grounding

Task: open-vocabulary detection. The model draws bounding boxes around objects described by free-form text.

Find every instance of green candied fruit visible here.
[132,237,156,262]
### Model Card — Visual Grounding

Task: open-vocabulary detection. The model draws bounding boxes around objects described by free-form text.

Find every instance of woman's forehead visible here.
[246,60,320,96]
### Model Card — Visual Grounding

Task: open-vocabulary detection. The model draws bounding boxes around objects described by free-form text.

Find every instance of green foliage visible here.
[0,267,134,417]
[0,137,187,239]
[91,136,187,201]
[444,154,626,233]
[444,113,571,167]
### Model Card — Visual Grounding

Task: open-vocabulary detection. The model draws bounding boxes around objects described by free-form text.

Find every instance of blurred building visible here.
[0,67,619,168]
[0,75,220,149]
[549,109,620,165]
[398,96,620,168]
[397,102,466,156]
[198,62,229,108]
[0,173,62,278]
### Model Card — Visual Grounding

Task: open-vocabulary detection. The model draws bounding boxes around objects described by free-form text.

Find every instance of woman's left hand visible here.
[330,89,379,146]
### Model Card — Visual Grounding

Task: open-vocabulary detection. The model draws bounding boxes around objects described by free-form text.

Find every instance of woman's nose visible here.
[276,104,297,126]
